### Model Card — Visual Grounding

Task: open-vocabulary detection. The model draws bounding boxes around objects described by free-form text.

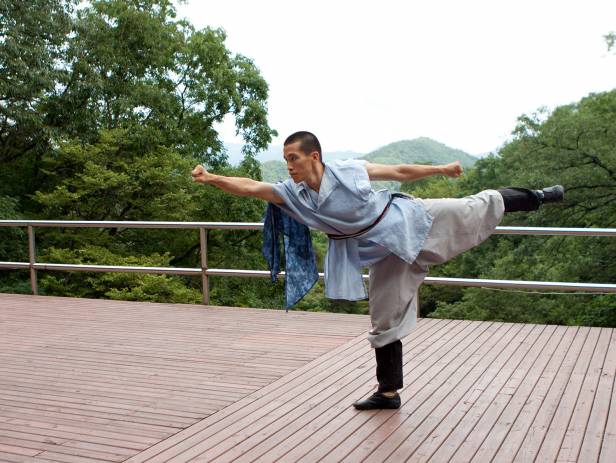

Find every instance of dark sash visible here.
[327,193,411,241]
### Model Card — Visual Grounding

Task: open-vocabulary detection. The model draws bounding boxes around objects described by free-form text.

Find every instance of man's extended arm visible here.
[191,165,285,204]
[365,161,463,182]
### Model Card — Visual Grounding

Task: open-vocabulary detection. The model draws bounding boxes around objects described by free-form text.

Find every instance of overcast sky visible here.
[176,0,616,155]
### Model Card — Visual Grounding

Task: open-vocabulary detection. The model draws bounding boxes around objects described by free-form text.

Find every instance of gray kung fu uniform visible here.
[272,159,505,348]
[367,191,504,347]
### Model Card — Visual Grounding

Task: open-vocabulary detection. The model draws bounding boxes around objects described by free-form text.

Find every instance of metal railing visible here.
[1,220,616,307]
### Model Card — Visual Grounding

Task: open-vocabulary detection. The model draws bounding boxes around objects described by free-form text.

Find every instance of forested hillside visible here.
[360,137,477,167]
[403,92,616,327]
[261,137,477,185]
[0,0,614,327]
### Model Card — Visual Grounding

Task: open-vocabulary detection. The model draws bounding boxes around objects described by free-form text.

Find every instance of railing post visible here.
[27,226,38,295]
[199,227,209,305]
[416,289,420,318]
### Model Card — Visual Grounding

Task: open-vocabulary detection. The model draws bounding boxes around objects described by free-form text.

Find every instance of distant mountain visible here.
[358,137,477,190]
[360,137,477,167]
[261,160,290,183]
[259,137,477,187]
[224,143,361,166]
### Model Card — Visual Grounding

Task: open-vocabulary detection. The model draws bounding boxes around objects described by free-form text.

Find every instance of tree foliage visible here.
[0,0,277,305]
[411,91,616,327]
[0,3,614,325]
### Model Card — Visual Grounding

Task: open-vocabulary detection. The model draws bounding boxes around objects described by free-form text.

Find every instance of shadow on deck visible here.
[0,294,614,462]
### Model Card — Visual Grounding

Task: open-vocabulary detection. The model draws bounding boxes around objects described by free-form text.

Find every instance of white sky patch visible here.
[177,0,616,155]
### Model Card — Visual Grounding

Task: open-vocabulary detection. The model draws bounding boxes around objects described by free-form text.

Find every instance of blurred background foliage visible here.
[0,0,614,326]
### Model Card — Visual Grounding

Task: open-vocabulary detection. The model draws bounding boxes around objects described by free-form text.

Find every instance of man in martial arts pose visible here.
[191,131,563,410]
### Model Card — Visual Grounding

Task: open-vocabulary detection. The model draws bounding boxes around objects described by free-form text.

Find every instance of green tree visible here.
[0,0,275,201]
[0,0,279,304]
[428,91,616,326]
[0,0,76,163]
[54,0,275,165]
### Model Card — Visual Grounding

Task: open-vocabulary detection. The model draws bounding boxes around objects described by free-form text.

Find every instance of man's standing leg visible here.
[353,254,427,410]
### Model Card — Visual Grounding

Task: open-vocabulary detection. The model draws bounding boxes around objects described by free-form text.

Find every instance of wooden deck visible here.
[0,294,613,462]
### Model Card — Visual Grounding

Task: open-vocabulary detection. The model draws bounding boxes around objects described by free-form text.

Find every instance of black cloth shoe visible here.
[353,392,401,410]
[536,185,564,204]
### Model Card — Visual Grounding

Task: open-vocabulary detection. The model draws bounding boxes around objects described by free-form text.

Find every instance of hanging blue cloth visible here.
[262,203,319,311]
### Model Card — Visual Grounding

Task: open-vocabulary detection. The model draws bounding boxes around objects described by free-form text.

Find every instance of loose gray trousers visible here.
[367,189,505,348]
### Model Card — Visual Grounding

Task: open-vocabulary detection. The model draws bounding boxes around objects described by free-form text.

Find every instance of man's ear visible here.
[311,151,320,161]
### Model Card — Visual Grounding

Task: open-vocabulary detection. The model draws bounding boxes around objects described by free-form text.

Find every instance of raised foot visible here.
[537,185,564,203]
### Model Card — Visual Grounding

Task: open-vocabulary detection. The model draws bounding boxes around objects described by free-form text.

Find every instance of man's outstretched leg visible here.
[415,186,564,266]
[352,186,564,411]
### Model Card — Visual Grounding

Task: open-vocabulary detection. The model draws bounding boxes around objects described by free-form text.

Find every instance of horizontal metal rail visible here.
[0,220,264,230]
[1,221,615,304]
[2,220,616,236]
[0,262,614,294]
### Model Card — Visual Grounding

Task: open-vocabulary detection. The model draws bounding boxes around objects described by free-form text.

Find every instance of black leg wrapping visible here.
[497,187,542,213]
[375,339,403,392]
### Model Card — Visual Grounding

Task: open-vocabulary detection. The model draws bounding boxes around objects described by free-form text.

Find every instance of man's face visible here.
[283,141,319,183]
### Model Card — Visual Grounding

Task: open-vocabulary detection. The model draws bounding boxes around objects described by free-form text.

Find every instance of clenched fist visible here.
[191,164,212,184]
[442,161,463,178]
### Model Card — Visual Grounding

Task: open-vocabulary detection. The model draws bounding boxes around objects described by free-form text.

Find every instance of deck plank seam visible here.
[268,321,500,463]
[484,325,573,463]
[455,324,558,463]
[199,320,467,463]
[511,326,592,462]
[597,330,616,463]
[122,322,383,463]
[419,323,563,463]
[387,325,534,461]
[537,327,601,462]
[354,324,528,461]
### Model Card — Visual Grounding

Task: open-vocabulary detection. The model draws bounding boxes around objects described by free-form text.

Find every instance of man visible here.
[191,131,563,410]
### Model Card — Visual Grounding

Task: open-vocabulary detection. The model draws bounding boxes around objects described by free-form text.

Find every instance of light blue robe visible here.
[271,159,433,300]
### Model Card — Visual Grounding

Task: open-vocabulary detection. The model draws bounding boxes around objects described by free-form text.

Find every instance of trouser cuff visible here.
[497,187,541,212]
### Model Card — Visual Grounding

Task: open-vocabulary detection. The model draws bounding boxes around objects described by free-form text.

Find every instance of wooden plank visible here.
[598,330,616,463]
[0,389,207,420]
[0,444,40,457]
[571,331,614,462]
[123,318,441,463]
[464,325,571,462]
[0,364,259,395]
[0,451,43,463]
[0,408,178,439]
[255,320,481,463]
[412,323,562,462]
[353,323,534,463]
[25,452,112,463]
[0,423,151,451]
[0,294,369,463]
[556,328,612,462]
[512,326,597,462]
[0,379,241,410]
[0,435,129,462]
[193,320,468,463]
[531,326,602,462]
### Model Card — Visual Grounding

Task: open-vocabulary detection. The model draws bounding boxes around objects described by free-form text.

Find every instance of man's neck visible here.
[305,162,325,192]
